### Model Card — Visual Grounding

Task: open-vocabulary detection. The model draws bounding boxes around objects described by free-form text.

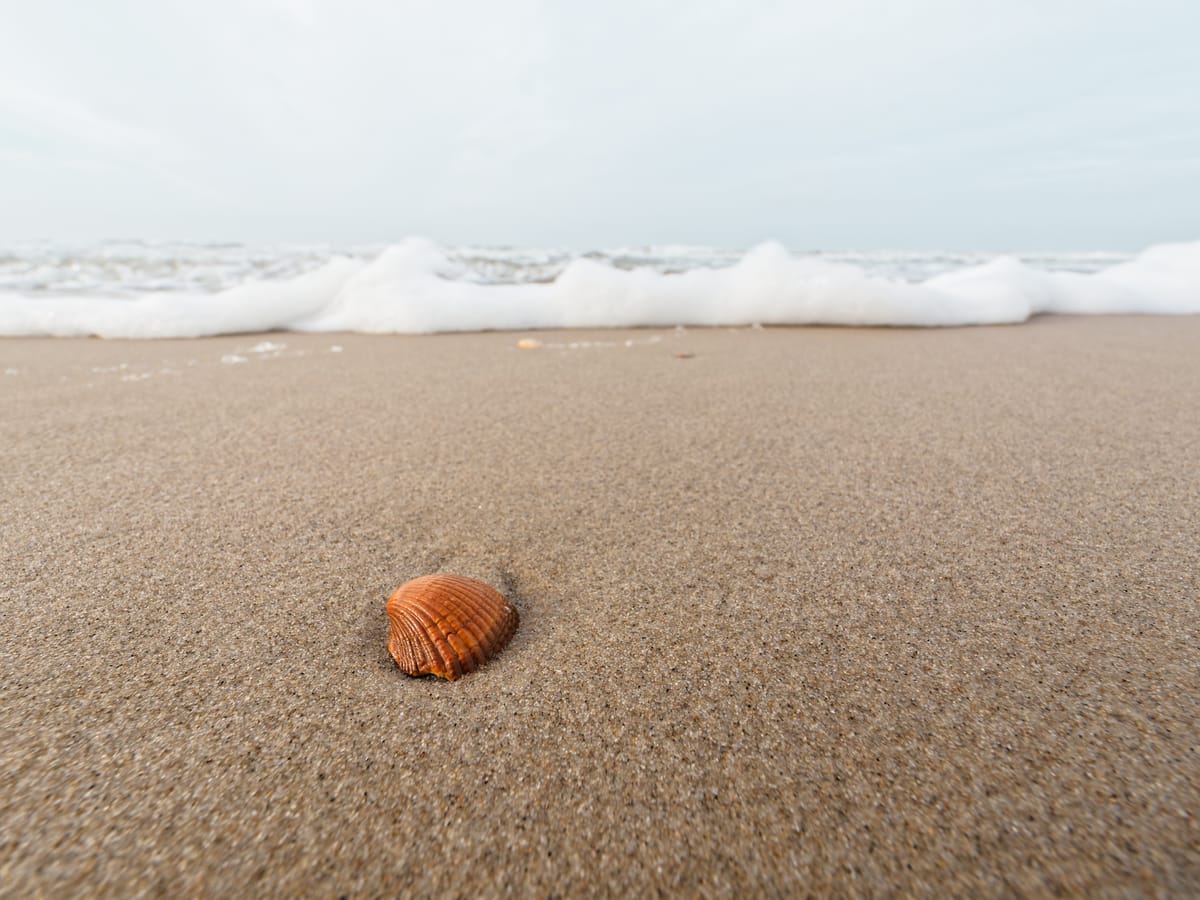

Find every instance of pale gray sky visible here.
[1,0,1197,248]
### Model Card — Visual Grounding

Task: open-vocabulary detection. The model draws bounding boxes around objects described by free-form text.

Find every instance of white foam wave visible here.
[1,238,1196,338]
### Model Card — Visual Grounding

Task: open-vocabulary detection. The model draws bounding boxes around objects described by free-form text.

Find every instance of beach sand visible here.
[2,317,1197,895]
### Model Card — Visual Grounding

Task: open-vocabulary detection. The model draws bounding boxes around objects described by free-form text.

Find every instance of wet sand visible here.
[2,317,1197,895]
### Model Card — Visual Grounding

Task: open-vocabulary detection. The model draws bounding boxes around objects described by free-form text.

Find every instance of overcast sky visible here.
[1,0,1197,249]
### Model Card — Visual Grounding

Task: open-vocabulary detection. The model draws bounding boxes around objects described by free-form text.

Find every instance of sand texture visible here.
[2,318,1198,895]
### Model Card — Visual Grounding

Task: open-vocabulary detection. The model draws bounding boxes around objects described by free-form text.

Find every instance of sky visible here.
[0,0,1197,249]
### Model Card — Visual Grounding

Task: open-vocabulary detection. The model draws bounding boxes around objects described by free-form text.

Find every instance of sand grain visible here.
[2,318,1197,895]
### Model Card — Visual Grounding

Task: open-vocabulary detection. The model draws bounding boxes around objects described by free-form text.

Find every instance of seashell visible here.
[516,338,542,350]
[386,574,519,681]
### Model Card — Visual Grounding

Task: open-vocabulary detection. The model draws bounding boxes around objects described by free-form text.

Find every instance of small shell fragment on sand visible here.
[672,352,695,359]
[517,338,543,350]
[386,574,519,681]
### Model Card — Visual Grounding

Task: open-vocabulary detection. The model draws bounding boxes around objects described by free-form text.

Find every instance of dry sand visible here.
[1,317,1197,896]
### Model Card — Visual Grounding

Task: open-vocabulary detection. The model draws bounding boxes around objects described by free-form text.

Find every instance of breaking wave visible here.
[1,238,1197,338]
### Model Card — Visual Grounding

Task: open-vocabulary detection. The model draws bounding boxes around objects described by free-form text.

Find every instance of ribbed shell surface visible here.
[386,574,519,681]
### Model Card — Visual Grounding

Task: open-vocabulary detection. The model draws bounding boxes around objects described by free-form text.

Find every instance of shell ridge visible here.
[400,598,463,680]
[385,606,414,669]
[437,580,499,668]
[396,604,440,676]
[454,581,516,655]
[483,597,517,648]
[444,631,476,677]
[420,591,476,678]
[388,603,430,675]
[392,596,457,679]
[447,577,515,654]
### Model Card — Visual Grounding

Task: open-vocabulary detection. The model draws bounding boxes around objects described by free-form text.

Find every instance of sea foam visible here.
[0,238,1197,338]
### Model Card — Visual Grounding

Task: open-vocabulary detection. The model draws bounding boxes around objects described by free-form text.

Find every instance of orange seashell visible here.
[386,574,519,681]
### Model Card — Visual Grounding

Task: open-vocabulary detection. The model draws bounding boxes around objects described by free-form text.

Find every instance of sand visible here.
[1,317,1197,896]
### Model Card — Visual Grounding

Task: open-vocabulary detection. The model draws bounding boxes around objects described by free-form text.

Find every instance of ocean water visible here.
[0,238,1197,338]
